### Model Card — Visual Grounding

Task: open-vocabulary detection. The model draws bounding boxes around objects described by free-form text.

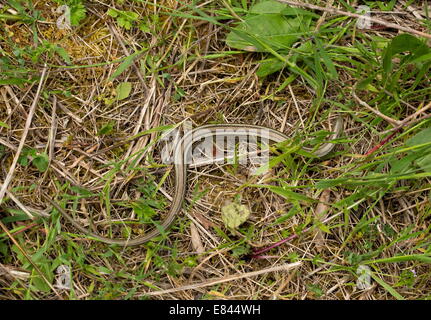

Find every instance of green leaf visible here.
[32,153,49,172]
[260,185,315,202]
[406,127,431,147]
[107,9,139,30]
[109,53,138,81]
[315,177,347,188]
[117,16,132,30]
[389,152,418,174]
[226,14,305,52]
[1,211,32,223]
[70,3,86,26]
[139,21,151,33]
[107,9,118,18]
[383,34,429,75]
[98,122,115,136]
[53,45,71,65]
[250,0,287,14]
[369,272,405,300]
[0,78,30,85]
[29,257,53,293]
[18,147,36,167]
[221,202,250,230]
[416,153,431,171]
[411,52,431,64]
[116,82,132,100]
[122,11,139,21]
[0,121,9,128]
[273,206,298,225]
[131,199,158,223]
[316,222,331,234]
[315,39,338,80]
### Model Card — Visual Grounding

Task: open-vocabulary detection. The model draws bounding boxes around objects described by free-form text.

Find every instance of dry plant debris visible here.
[0,0,430,300]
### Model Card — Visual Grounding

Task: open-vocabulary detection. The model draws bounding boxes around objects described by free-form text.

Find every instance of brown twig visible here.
[352,89,401,126]
[382,101,431,134]
[363,101,431,155]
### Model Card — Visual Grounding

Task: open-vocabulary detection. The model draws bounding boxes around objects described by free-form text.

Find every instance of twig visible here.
[276,0,431,39]
[313,189,331,252]
[0,65,48,203]
[382,101,431,134]
[352,89,401,126]
[288,84,305,129]
[141,262,302,296]
[48,96,58,164]
[314,0,334,30]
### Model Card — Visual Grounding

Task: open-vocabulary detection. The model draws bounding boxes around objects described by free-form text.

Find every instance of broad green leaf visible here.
[131,200,157,223]
[117,16,132,30]
[250,0,287,14]
[383,34,429,75]
[389,152,418,174]
[389,128,431,173]
[411,52,431,64]
[31,269,52,292]
[226,14,305,52]
[416,153,431,171]
[29,256,54,293]
[406,127,431,147]
[116,82,132,100]
[108,9,139,30]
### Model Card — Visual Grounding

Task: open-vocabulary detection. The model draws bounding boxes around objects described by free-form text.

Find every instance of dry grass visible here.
[0,0,430,300]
